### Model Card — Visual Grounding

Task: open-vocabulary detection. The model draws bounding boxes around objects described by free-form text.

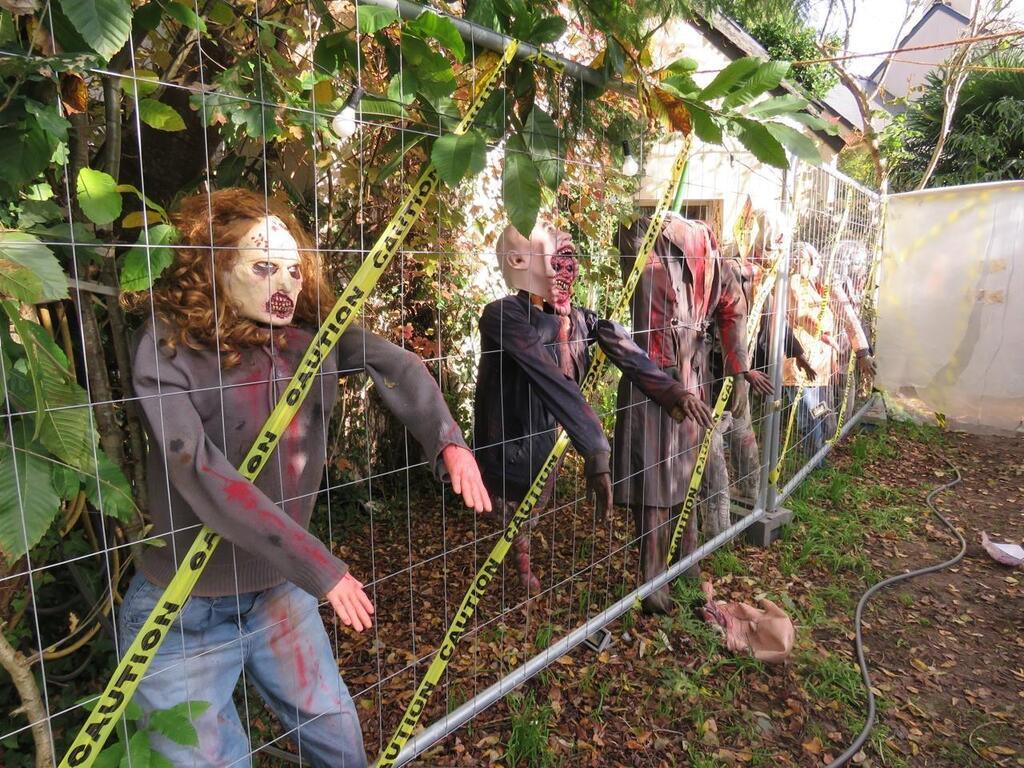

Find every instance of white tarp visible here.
[876,180,1024,434]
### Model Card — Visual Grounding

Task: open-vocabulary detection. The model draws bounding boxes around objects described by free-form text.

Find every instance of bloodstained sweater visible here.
[132,320,467,598]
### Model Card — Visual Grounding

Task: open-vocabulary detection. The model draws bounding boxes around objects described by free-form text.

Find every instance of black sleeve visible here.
[479,300,610,471]
[588,314,688,410]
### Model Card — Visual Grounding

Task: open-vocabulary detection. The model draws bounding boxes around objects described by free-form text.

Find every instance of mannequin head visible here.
[496,221,578,315]
[134,188,334,367]
[793,241,822,282]
[751,208,788,266]
[221,216,303,327]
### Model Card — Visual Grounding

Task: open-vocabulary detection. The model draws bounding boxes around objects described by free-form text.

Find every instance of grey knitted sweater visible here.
[132,320,467,598]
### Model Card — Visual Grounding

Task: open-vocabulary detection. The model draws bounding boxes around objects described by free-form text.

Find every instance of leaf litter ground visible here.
[249,422,1022,767]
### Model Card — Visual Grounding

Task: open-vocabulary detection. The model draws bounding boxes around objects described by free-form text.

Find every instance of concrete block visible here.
[731,504,793,548]
[861,396,888,429]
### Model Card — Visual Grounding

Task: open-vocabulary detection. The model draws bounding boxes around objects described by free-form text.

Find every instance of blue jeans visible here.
[118,574,367,767]
[788,385,827,457]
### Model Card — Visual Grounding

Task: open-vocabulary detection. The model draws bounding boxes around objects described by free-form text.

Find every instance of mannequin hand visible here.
[442,444,492,514]
[856,353,877,377]
[670,392,714,429]
[743,369,774,397]
[326,572,374,632]
[796,355,817,381]
[586,472,613,519]
[821,332,840,352]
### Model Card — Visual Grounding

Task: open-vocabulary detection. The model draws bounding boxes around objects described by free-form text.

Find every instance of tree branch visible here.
[0,625,53,768]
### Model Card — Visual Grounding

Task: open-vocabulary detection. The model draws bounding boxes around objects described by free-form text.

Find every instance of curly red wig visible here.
[126,188,336,368]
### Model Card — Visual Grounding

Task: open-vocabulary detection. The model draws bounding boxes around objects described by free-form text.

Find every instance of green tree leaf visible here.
[736,120,788,168]
[136,99,186,132]
[766,122,821,164]
[431,130,487,187]
[503,133,541,237]
[698,57,760,101]
[745,94,810,118]
[76,168,122,226]
[687,104,722,144]
[4,314,95,469]
[0,118,56,195]
[0,420,62,562]
[148,708,199,746]
[407,11,465,61]
[51,462,81,498]
[522,106,563,190]
[57,0,131,60]
[313,31,357,74]
[401,34,456,99]
[124,729,152,768]
[722,60,790,110]
[119,223,177,292]
[357,5,399,35]
[92,742,125,768]
[84,451,136,523]
[787,111,839,135]
[0,232,68,304]
[25,101,71,143]
[162,0,207,33]
[529,16,567,44]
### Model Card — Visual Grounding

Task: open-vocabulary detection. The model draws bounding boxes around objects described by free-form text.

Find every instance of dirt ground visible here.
[249,421,1023,767]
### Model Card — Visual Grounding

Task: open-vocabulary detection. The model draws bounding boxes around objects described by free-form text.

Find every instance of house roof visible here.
[867,1,970,83]
[690,10,855,150]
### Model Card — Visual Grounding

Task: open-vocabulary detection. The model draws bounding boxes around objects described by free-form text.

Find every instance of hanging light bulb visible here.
[621,140,639,177]
[331,86,364,144]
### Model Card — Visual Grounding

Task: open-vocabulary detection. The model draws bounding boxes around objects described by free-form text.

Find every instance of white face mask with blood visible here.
[222,216,303,327]
[497,222,579,316]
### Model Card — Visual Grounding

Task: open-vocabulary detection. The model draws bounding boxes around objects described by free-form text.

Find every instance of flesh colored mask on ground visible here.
[222,216,303,326]
[496,222,578,315]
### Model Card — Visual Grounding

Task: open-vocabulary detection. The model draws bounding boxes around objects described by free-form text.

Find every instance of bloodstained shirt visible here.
[132,320,467,598]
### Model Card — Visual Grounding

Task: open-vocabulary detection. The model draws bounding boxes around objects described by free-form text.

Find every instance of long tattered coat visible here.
[613,215,749,509]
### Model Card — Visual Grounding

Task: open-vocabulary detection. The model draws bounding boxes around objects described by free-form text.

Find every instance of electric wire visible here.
[826,462,964,768]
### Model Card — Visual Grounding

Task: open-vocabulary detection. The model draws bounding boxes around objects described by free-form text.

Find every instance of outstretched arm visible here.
[333,325,491,512]
[591,316,713,429]
[719,260,774,396]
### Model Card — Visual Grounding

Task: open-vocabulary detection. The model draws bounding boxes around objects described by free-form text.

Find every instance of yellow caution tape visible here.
[374,140,692,768]
[770,200,852,485]
[59,41,519,768]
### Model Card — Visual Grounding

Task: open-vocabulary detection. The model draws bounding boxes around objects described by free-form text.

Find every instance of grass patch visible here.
[505,689,554,767]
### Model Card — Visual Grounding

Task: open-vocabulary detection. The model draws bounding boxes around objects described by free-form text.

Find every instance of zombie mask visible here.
[793,242,822,283]
[751,208,788,266]
[222,216,303,326]
[497,222,578,315]
[700,581,794,663]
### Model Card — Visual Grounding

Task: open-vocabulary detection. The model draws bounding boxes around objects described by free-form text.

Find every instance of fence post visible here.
[762,159,798,516]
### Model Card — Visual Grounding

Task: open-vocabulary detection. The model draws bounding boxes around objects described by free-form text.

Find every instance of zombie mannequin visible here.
[705,210,815,526]
[121,188,491,767]
[613,214,772,613]
[785,241,875,455]
[473,221,707,594]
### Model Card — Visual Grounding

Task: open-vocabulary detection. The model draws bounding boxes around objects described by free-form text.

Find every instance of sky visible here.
[809,0,1024,76]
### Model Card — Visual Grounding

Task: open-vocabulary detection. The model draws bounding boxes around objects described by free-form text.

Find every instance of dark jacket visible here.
[132,320,466,598]
[474,291,687,502]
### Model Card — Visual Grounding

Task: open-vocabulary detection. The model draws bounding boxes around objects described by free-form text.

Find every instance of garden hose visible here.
[826,462,963,767]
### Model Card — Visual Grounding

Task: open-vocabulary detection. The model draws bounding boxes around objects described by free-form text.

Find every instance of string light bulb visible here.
[621,140,639,177]
[331,86,364,144]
